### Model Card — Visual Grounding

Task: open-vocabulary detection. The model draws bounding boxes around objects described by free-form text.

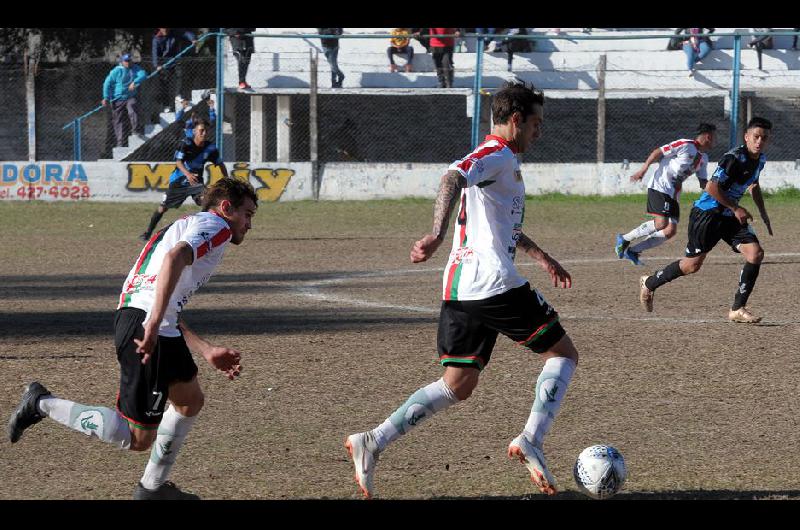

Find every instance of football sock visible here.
[37,396,131,449]
[629,230,668,253]
[144,211,163,237]
[371,378,459,452]
[623,220,656,242]
[523,356,576,447]
[140,405,197,490]
[732,262,761,310]
[645,260,684,291]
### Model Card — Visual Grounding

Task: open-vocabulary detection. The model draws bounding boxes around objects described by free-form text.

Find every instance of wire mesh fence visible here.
[4,29,800,166]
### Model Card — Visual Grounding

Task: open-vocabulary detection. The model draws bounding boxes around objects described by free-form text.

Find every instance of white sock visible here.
[623,220,656,242]
[140,405,197,490]
[37,396,131,450]
[372,378,459,451]
[523,357,577,447]
[629,230,668,253]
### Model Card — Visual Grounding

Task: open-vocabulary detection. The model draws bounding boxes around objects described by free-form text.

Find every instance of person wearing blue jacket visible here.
[102,53,147,147]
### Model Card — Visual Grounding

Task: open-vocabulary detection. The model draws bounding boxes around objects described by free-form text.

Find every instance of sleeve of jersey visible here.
[181,217,232,262]
[659,142,676,157]
[711,154,736,184]
[175,141,190,161]
[449,147,505,187]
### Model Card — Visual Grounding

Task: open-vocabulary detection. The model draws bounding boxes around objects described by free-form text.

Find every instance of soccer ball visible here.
[573,444,627,499]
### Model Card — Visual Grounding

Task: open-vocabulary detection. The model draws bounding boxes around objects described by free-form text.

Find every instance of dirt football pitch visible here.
[1,194,799,500]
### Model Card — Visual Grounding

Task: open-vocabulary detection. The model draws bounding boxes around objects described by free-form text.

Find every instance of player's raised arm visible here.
[517,232,572,288]
[410,169,466,263]
[630,147,663,182]
[749,182,773,235]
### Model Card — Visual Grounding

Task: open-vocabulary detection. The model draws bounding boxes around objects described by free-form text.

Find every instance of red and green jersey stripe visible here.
[118,227,169,308]
[443,193,468,301]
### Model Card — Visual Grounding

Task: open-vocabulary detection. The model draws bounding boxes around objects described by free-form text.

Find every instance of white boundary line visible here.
[288,253,800,325]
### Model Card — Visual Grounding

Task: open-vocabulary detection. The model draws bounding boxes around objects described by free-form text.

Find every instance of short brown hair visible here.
[201,177,258,212]
[491,80,544,125]
[193,118,211,130]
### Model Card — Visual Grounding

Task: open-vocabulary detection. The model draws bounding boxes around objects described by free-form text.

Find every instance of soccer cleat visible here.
[639,275,654,312]
[508,434,557,495]
[133,481,200,500]
[238,82,252,90]
[345,431,380,499]
[623,248,643,266]
[614,234,629,259]
[728,307,762,324]
[8,382,51,443]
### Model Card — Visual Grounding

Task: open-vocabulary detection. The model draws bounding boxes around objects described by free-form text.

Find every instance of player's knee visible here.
[663,224,677,238]
[445,372,479,400]
[751,247,765,263]
[129,430,155,452]
[176,391,204,417]
[684,260,703,274]
[451,380,477,401]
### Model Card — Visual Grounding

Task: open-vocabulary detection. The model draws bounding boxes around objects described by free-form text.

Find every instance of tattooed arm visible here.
[410,170,466,263]
[517,232,572,288]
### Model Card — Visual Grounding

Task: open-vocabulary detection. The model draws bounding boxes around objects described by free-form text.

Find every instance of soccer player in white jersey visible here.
[346,81,576,498]
[615,123,716,265]
[8,178,257,500]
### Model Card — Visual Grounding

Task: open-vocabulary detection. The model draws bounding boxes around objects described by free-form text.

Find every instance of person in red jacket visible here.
[420,28,461,88]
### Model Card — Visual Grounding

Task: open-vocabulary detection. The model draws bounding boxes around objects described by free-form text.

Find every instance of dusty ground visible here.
[1,196,799,500]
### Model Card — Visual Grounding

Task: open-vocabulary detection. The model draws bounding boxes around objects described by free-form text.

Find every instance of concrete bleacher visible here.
[224,28,800,92]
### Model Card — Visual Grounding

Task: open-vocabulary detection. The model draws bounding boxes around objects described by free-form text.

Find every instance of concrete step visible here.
[144,124,164,135]
[112,146,133,159]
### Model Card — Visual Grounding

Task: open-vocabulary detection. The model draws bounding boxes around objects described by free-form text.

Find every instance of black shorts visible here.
[437,283,566,371]
[160,182,204,209]
[646,188,680,221]
[685,206,759,257]
[114,308,198,430]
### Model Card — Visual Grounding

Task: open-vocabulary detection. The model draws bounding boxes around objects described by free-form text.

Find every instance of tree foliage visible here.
[0,28,203,62]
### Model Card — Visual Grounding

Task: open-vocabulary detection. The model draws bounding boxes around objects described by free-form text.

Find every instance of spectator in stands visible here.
[318,28,345,88]
[176,91,216,140]
[388,28,415,73]
[152,28,197,112]
[426,28,461,88]
[226,28,255,89]
[411,28,431,52]
[500,28,534,72]
[748,29,773,71]
[102,53,147,148]
[674,28,715,77]
[476,28,502,52]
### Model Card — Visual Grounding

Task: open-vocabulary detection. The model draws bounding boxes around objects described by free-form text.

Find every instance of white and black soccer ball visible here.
[573,444,627,499]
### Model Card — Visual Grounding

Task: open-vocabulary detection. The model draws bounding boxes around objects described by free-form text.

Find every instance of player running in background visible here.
[8,178,257,499]
[140,119,228,242]
[345,81,577,498]
[615,123,716,265]
[639,117,773,323]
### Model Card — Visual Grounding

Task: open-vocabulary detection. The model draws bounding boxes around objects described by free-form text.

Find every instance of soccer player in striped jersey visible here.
[346,81,578,498]
[8,178,257,499]
[639,117,773,323]
[615,124,716,265]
